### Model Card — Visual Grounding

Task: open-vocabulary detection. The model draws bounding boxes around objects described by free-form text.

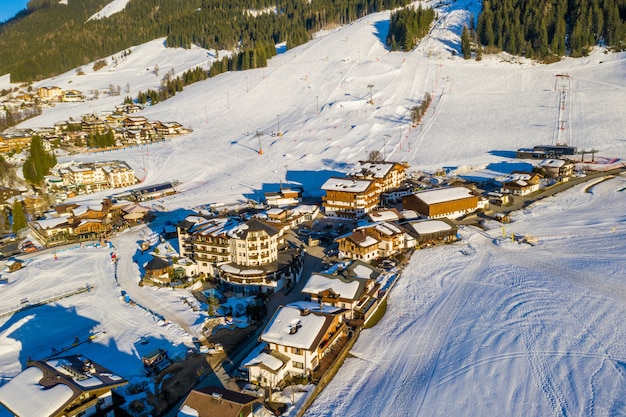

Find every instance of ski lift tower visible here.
[553,74,572,146]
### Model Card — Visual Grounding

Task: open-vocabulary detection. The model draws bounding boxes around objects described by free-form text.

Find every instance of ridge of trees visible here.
[0,0,413,83]
[476,0,626,60]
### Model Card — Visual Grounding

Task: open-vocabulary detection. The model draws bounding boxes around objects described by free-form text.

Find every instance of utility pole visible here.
[276,114,281,136]
[367,84,374,104]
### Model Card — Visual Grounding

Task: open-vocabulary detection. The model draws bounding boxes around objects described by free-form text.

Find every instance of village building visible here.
[366,208,403,223]
[499,172,543,196]
[30,200,129,246]
[321,178,379,218]
[538,159,574,180]
[264,186,303,207]
[62,90,86,102]
[143,257,173,284]
[178,386,266,417]
[0,186,21,209]
[322,161,408,218]
[251,305,347,385]
[0,355,127,417]
[402,186,486,219]
[336,229,379,262]
[302,268,379,320]
[348,161,408,191]
[123,115,148,128]
[0,130,33,152]
[37,86,64,101]
[177,215,303,294]
[130,182,177,202]
[336,222,406,261]
[404,218,459,246]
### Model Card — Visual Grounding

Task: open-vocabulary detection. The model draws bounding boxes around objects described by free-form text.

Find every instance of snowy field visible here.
[1,0,626,415]
[305,176,626,417]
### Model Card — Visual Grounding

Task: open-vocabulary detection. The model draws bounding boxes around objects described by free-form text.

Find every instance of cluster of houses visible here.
[29,199,150,247]
[0,104,190,157]
[45,160,138,198]
[163,202,320,291]
[0,151,591,416]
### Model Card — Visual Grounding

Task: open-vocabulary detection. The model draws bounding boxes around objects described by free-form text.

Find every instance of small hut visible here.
[144,257,172,284]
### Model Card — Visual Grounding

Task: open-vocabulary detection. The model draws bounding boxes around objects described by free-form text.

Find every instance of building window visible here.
[292,361,304,369]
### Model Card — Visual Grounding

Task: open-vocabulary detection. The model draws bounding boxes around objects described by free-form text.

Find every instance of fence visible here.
[0,283,93,319]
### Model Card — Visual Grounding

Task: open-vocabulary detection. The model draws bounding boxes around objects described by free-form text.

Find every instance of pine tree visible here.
[461,25,472,59]
[11,200,27,233]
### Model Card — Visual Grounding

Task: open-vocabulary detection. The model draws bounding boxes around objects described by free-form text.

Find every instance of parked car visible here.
[241,383,265,398]
[22,245,38,254]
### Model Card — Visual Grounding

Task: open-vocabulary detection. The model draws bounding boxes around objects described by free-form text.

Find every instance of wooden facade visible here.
[403,187,480,219]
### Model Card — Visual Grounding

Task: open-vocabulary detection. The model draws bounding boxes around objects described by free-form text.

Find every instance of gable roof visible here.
[0,355,127,417]
[228,218,278,239]
[145,257,171,271]
[261,306,336,351]
[179,386,259,417]
[302,273,369,301]
[413,186,476,205]
[321,177,375,193]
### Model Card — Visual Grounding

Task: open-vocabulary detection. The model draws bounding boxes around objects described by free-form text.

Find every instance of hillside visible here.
[1,0,626,416]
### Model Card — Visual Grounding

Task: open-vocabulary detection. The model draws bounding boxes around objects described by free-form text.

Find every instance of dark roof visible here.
[232,218,279,239]
[145,257,171,271]
[180,386,259,417]
[0,355,127,417]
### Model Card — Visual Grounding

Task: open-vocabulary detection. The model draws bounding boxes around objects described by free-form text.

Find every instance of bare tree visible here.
[367,150,384,162]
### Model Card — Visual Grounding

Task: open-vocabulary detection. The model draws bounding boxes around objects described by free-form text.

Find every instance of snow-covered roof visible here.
[349,161,394,179]
[374,222,402,236]
[409,219,453,235]
[321,177,374,193]
[0,366,73,417]
[348,261,381,279]
[33,216,70,229]
[245,352,287,371]
[354,234,378,247]
[302,273,361,300]
[368,209,401,222]
[414,187,475,205]
[261,306,331,350]
[539,159,566,168]
[267,208,285,215]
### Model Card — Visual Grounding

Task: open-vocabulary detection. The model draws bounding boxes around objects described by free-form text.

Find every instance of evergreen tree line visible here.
[22,135,56,185]
[134,66,209,105]
[88,130,116,148]
[208,44,276,77]
[387,5,437,51]
[477,0,626,60]
[0,0,413,82]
